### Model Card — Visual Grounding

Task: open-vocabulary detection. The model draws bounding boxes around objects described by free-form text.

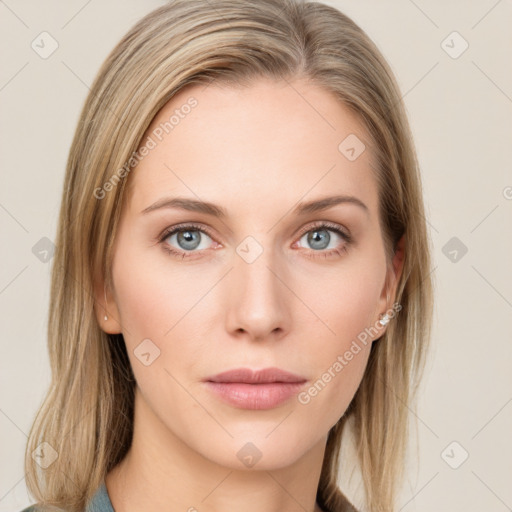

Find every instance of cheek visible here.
[300,252,385,349]
[111,239,211,343]
[291,254,385,422]
[110,245,207,415]
[110,239,217,395]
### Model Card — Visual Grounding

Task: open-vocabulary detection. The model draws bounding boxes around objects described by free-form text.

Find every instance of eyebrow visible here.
[140,194,369,217]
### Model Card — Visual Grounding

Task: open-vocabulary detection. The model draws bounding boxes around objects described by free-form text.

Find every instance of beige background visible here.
[1,1,511,510]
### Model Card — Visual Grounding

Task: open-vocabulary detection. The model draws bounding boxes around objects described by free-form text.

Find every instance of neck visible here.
[106,386,327,512]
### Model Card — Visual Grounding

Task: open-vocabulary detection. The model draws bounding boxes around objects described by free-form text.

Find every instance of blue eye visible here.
[295,221,352,259]
[159,223,216,259]
[167,228,212,251]
[158,221,352,260]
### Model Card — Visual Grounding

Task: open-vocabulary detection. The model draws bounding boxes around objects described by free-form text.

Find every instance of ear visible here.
[92,275,123,334]
[375,234,405,335]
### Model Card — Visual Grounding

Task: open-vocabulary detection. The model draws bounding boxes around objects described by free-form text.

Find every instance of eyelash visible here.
[158,221,352,260]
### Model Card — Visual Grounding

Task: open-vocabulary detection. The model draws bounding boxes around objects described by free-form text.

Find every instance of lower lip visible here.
[204,381,306,410]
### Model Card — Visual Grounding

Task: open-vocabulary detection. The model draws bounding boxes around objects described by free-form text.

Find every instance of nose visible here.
[224,244,291,342]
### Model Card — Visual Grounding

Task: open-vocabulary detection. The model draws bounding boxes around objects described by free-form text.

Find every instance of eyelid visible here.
[158,222,217,243]
[295,220,351,241]
[158,220,351,244]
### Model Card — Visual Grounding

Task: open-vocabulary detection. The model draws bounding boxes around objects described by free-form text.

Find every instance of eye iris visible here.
[307,229,330,250]
[177,230,201,250]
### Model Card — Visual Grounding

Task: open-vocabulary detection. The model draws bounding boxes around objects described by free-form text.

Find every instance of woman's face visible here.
[100,77,401,470]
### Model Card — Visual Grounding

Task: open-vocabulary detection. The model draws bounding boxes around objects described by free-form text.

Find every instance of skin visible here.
[95,76,404,512]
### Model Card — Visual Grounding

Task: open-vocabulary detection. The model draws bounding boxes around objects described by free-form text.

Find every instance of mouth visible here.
[204,367,307,384]
[203,367,307,410]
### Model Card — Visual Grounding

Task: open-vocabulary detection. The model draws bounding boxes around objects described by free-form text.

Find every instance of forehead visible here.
[125,77,379,218]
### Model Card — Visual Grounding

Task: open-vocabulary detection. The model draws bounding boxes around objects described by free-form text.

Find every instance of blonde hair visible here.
[24,1,434,511]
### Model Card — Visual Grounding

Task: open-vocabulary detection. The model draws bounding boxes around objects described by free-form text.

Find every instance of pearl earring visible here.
[379,313,390,326]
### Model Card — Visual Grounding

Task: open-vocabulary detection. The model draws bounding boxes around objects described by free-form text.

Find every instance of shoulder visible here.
[17,481,113,512]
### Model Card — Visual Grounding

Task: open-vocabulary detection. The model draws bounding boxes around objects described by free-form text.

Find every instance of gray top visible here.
[86,482,114,512]
[19,481,114,512]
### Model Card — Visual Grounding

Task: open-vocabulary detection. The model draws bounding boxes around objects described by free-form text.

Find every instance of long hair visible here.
[24,1,434,511]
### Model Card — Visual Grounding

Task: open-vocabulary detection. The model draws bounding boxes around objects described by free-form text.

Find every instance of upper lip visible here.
[204,367,306,384]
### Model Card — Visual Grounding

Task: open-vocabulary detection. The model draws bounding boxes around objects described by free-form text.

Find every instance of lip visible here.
[203,367,307,410]
[204,367,306,384]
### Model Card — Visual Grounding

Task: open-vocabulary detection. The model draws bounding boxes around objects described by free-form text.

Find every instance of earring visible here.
[378,291,392,327]
[379,313,390,326]
[104,286,108,321]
